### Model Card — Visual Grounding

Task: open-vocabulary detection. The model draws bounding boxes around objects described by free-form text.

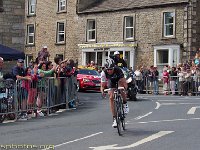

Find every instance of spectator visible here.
[12,59,31,120]
[100,67,107,98]
[163,69,169,95]
[153,67,159,95]
[169,67,177,95]
[134,66,142,93]
[183,68,192,96]
[0,57,4,79]
[148,66,154,94]
[37,46,50,63]
[177,67,185,96]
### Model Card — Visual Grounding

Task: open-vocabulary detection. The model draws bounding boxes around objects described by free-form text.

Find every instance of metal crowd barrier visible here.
[0,75,78,123]
[137,75,200,96]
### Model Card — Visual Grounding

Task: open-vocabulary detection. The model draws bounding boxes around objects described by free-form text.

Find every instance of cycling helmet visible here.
[114,51,120,55]
[104,59,115,69]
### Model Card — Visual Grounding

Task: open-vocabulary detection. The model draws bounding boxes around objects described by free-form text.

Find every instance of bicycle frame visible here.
[105,86,126,136]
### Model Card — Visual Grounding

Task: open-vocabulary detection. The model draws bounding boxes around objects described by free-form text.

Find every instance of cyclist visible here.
[109,51,127,68]
[104,59,129,128]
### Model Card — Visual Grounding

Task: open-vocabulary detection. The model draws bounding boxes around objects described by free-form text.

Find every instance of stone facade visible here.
[78,5,187,67]
[0,0,25,52]
[25,0,79,63]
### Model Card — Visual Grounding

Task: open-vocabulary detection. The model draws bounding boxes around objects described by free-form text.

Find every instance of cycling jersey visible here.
[105,67,124,88]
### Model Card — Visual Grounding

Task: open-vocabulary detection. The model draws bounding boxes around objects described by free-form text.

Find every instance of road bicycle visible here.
[105,86,126,136]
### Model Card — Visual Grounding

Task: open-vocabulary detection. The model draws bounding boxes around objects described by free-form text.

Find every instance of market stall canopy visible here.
[0,44,25,60]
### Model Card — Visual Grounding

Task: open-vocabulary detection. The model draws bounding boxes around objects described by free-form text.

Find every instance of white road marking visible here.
[89,131,174,150]
[156,100,187,102]
[135,112,152,120]
[160,103,200,106]
[42,132,103,150]
[155,102,161,109]
[126,118,200,124]
[187,106,200,114]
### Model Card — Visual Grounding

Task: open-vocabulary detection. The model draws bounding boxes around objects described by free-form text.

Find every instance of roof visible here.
[78,0,189,14]
[0,44,25,60]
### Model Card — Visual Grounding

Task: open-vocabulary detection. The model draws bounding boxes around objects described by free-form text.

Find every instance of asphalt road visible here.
[0,92,200,150]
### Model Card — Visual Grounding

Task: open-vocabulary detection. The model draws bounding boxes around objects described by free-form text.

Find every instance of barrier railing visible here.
[0,75,78,123]
[137,75,200,96]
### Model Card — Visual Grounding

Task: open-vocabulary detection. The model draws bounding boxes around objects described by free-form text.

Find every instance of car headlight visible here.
[83,78,91,82]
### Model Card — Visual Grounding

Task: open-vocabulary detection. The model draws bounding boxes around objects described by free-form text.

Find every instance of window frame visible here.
[58,0,66,12]
[86,19,96,42]
[26,24,35,45]
[56,21,65,44]
[28,0,36,15]
[124,16,134,41]
[163,11,175,38]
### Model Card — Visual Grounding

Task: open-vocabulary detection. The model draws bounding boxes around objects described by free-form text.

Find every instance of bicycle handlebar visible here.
[104,86,125,92]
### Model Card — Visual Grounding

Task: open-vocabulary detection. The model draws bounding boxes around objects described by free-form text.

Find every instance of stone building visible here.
[24,0,79,65]
[0,0,25,53]
[0,0,25,71]
[77,0,200,73]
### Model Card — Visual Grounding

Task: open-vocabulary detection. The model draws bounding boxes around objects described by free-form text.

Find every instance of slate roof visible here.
[78,0,189,14]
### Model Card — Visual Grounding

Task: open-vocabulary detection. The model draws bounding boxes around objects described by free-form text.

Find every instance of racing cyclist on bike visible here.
[104,59,129,128]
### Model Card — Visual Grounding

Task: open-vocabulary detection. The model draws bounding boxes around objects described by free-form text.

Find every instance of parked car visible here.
[77,69,101,91]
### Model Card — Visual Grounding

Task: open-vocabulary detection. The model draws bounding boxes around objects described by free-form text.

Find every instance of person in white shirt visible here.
[100,67,107,98]
[134,66,142,92]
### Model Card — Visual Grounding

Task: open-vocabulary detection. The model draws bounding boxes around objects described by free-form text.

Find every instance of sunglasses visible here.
[107,68,113,71]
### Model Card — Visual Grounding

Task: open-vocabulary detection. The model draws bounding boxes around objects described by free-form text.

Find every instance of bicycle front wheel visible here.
[114,100,122,136]
[119,95,125,130]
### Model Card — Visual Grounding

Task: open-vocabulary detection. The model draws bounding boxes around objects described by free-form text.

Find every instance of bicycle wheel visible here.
[118,96,126,130]
[114,99,122,136]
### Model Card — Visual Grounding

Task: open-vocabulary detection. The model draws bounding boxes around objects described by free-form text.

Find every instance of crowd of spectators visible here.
[1,46,78,120]
[133,52,200,96]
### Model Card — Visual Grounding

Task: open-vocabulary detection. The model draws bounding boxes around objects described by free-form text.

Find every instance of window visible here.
[28,0,36,15]
[56,54,64,61]
[26,54,33,67]
[87,19,96,42]
[58,0,66,12]
[163,12,175,37]
[124,16,134,40]
[56,22,65,43]
[0,0,3,12]
[26,24,35,44]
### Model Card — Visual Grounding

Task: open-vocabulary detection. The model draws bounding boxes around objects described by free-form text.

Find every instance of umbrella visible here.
[0,44,25,60]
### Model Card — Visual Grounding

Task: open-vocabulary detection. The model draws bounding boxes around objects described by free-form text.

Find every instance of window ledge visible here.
[25,44,35,47]
[161,36,176,40]
[55,42,66,45]
[57,10,67,14]
[27,14,36,17]
[124,39,135,42]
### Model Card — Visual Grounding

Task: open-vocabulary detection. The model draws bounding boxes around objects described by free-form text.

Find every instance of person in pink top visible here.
[163,69,169,95]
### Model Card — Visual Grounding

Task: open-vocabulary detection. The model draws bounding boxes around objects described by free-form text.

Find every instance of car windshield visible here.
[78,69,100,76]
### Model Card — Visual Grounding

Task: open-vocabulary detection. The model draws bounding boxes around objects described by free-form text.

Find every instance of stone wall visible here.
[0,0,25,51]
[78,5,186,67]
[25,0,79,62]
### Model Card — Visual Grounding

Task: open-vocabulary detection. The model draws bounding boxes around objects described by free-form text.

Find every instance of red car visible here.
[77,69,101,91]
